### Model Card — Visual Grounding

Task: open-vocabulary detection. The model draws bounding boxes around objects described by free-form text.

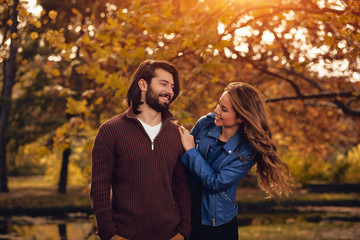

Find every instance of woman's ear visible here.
[138,79,148,92]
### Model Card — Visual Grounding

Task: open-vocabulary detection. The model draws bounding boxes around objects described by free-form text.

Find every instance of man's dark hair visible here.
[127,59,180,114]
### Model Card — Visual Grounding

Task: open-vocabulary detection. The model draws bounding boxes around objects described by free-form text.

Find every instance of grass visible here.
[238,221,360,240]
[236,187,360,212]
[0,176,92,216]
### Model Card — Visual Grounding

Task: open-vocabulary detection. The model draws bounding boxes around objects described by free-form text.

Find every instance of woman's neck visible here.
[219,126,239,142]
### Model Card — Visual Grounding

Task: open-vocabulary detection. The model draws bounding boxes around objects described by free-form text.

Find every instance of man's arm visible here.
[172,160,191,239]
[90,126,117,240]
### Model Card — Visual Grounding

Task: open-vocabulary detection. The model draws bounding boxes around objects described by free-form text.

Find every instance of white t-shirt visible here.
[138,118,162,142]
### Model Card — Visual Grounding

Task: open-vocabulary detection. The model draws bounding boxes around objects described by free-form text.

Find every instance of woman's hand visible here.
[178,126,195,151]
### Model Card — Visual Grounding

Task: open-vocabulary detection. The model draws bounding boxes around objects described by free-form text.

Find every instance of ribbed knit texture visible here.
[90,108,191,240]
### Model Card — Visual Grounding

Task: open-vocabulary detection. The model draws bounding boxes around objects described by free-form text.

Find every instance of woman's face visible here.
[214,91,242,129]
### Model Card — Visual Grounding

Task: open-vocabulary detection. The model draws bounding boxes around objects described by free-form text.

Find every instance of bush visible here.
[333,144,360,183]
[281,149,332,184]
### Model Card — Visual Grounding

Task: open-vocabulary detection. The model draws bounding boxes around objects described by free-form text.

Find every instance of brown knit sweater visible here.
[90,108,191,240]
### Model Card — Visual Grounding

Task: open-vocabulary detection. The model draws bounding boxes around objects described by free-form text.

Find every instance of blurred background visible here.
[0,0,359,239]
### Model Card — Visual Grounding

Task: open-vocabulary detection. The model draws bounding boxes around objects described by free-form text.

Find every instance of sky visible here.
[23,0,42,17]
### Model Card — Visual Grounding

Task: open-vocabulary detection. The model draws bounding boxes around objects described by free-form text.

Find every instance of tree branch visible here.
[267,91,355,102]
[333,99,360,116]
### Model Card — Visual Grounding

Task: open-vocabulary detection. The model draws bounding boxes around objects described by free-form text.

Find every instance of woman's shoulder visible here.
[190,113,216,136]
[238,137,255,161]
[196,113,215,126]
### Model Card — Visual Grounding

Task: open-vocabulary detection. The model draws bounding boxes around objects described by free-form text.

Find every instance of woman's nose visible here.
[214,105,220,114]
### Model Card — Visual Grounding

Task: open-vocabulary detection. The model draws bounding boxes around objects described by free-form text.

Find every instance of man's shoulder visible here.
[165,119,181,130]
[99,112,127,130]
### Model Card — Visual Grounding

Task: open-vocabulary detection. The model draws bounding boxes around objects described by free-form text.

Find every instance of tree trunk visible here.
[0,0,19,193]
[58,148,71,194]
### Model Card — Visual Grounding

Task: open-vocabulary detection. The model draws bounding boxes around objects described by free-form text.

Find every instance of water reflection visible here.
[0,216,98,240]
[1,213,359,240]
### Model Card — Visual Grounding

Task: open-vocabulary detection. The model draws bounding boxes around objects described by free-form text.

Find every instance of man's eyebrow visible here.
[160,79,174,85]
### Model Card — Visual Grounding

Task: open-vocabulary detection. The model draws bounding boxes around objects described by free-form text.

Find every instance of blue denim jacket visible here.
[180,113,255,227]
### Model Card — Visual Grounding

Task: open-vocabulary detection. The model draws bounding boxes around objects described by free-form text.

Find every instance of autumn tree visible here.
[2,0,358,189]
[0,0,19,192]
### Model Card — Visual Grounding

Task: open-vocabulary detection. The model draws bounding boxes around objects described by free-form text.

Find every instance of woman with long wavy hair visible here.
[179,82,293,240]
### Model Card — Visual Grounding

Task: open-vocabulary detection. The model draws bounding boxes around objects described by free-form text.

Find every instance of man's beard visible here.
[145,85,171,113]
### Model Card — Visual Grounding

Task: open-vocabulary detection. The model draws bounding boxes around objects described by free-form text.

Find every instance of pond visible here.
[1,212,360,240]
[0,214,98,240]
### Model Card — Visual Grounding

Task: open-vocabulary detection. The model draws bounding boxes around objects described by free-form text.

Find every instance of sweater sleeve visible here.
[172,158,192,239]
[90,126,117,240]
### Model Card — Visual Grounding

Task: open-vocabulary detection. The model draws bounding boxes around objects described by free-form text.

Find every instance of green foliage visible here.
[282,144,360,184]
[7,140,50,176]
[333,144,360,183]
[281,149,333,184]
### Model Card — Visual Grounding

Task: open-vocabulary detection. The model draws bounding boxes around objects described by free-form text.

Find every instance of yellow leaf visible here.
[34,20,42,28]
[66,98,87,115]
[49,10,58,20]
[71,8,81,16]
[95,97,103,105]
[11,32,18,39]
[51,68,61,77]
[7,19,13,26]
[30,32,39,40]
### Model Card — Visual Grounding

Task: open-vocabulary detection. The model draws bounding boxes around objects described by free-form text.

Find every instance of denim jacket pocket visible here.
[220,191,235,207]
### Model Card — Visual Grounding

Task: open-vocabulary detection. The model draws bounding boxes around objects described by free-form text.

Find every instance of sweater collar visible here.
[126,107,175,123]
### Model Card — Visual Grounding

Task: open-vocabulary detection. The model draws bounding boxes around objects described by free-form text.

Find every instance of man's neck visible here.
[136,104,162,127]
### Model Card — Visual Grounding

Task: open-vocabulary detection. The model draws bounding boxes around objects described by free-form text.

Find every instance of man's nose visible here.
[166,86,174,96]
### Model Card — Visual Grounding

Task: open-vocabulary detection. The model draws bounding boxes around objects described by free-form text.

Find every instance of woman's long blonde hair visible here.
[226,82,293,197]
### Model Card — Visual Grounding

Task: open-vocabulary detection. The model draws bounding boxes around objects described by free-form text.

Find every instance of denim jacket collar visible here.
[206,123,243,155]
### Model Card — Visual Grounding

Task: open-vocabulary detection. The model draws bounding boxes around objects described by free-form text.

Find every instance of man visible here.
[90,59,191,240]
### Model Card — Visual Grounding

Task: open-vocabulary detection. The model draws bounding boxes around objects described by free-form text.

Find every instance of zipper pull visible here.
[151,141,154,150]
[212,218,215,227]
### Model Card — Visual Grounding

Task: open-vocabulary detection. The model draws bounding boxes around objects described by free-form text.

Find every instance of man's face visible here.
[145,68,175,113]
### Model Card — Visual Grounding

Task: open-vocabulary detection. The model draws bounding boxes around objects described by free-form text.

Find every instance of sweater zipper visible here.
[151,118,170,151]
[129,115,172,151]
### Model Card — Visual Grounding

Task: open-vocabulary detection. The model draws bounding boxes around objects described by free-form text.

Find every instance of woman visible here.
[179,82,293,240]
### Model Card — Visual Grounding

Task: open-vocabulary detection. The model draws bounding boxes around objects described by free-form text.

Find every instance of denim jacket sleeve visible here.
[180,148,254,193]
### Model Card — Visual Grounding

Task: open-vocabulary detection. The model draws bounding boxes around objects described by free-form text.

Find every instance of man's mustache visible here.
[159,93,171,100]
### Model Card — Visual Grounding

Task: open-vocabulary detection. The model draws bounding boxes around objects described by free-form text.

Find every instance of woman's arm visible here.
[180,148,254,192]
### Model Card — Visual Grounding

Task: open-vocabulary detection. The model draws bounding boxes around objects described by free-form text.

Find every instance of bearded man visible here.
[90,60,191,240]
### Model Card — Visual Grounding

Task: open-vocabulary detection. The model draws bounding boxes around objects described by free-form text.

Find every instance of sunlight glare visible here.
[22,0,43,17]
[261,31,275,45]
[217,22,225,35]
[351,72,360,82]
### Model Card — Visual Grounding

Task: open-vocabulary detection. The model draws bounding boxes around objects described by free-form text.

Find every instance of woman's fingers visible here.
[179,126,189,135]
